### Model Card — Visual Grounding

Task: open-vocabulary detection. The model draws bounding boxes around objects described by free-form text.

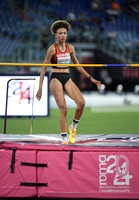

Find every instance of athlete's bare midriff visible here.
[52,68,70,73]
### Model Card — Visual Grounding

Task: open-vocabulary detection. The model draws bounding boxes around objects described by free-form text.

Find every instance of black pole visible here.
[4,79,10,134]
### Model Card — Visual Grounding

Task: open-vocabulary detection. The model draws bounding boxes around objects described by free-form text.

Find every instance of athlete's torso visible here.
[51,43,71,69]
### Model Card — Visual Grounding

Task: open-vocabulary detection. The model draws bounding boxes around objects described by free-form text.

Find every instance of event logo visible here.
[9,81,31,104]
[99,155,133,193]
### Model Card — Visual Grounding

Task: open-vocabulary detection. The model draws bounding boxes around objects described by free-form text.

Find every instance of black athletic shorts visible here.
[50,73,70,87]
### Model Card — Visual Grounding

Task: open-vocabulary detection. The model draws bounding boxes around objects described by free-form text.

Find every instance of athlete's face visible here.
[55,28,67,43]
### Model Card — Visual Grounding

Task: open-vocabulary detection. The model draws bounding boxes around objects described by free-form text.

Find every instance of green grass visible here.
[0,108,139,135]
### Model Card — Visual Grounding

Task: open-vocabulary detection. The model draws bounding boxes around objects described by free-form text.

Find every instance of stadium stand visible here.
[0,0,139,69]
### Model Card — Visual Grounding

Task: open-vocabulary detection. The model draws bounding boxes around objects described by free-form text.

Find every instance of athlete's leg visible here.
[50,78,67,133]
[64,79,85,143]
[64,79,85,121]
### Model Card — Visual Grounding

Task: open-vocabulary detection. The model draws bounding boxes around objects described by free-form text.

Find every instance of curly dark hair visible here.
[51,20,71,34]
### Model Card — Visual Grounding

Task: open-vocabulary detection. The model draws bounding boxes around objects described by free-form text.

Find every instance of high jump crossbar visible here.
[0,63,139,67]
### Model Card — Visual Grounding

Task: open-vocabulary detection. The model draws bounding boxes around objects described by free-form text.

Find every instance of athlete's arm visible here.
[36,45,55,100]
[69,44,101,90]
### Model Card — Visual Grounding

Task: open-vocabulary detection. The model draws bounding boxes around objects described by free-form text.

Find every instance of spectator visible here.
[112,1,120,10]
[41,26,51,49]
[67,10,76,27]
[91,16,105,33]
[124,39,132,49]
[98,22,105,33]
[106,1,120,23]
[81,25,94,42]
[78,12,88,29]
[100,69,112,85]
[91,0,103,11]
[67,27,77,42]
[91,16,101,25]
[132,41,139,49]
[107,29,117,40]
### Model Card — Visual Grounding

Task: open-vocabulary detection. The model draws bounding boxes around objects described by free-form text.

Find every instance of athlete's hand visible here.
[91,78,101,90]
[94,80,101,90]
[36,89,42,101]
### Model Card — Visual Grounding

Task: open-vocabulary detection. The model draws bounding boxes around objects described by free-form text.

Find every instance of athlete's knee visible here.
[59,105,67,116]
[78,98,85,110]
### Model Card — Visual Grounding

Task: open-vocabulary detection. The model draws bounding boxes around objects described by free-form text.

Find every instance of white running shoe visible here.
[62,134,68,144]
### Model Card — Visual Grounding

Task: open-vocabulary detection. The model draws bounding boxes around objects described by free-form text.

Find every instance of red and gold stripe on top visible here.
[51,43,71,69]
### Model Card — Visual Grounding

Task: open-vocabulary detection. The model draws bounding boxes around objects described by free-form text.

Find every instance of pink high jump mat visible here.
[0,133,139,199]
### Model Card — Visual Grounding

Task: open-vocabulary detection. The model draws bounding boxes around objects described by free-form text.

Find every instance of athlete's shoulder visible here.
[67,43,75,53]
[47,44,56,56]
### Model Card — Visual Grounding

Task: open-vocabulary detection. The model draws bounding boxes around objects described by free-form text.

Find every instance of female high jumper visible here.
[36,20,101,144]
